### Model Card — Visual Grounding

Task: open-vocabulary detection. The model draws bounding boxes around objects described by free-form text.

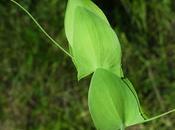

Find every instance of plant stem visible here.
[10,0,73,58]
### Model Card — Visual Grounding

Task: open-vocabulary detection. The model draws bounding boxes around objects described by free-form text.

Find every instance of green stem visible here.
[10,0,73,58]
[143,109,175,123]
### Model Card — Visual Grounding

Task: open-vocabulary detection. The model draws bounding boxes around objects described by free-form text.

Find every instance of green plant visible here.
[10,0,175,130]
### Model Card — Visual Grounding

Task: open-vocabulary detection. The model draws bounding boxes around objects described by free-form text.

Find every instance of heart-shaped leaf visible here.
[71,7,123,79]
[88,68,145,130]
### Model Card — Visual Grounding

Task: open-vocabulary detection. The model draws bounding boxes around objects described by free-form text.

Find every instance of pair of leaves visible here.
[65,1,145,129]
[65,0,123,79]
[11,0,175,130]
[64,0,175,129]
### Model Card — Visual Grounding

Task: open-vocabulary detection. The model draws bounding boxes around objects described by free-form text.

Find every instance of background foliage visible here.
[0,0,175,129]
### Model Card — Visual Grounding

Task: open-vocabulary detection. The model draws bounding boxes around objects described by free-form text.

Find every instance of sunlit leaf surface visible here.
[72,7,122,79]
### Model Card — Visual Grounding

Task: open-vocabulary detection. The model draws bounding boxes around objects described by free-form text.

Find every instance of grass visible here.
[0,0,175,129]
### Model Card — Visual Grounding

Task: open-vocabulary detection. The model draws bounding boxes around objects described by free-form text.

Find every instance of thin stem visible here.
[10,0,73,58]
[143,109,175,123]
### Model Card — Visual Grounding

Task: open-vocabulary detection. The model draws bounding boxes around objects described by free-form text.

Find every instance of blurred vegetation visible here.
[0,0,175,130]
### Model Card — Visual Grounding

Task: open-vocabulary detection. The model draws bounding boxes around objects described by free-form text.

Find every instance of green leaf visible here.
[88,68,145,130]
[64,0,123,79]
[72,7,123,79]
[65,0,109,46]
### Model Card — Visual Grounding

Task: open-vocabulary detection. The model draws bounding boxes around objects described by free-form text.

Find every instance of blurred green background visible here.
[0,0,175,130]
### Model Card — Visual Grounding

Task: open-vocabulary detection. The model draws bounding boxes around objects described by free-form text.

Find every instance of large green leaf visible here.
[88,68,145,130]
[72,7,123,79]
[65,0,109,46]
